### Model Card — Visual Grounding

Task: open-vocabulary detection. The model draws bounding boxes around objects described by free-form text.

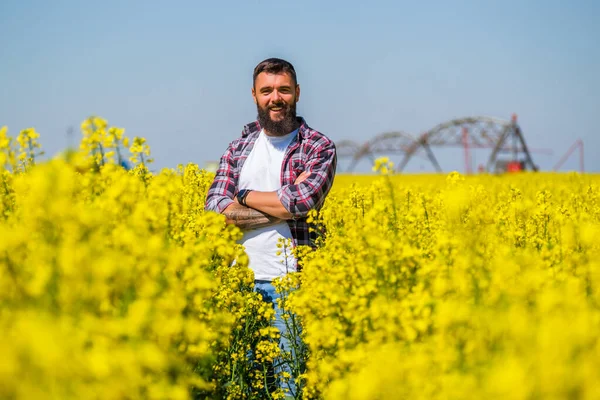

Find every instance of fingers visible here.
[294,171,310,185]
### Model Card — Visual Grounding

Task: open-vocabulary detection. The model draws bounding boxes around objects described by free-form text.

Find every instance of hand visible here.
[295,171,310,185]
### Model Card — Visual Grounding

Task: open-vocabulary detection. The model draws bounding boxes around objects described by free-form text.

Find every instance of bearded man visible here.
[204,57,337,397]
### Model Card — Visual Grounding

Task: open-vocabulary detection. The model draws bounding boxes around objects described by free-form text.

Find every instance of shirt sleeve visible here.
[276,138,337,218]
[204,141,236,214]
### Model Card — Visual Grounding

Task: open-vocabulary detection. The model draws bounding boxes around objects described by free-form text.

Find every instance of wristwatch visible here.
[236,189,252,206]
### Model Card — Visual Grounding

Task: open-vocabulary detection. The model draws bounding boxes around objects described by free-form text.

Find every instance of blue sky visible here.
[1,0,598,174]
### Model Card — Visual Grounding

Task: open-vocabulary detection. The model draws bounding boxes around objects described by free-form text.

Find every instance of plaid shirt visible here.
[205,116,337,250]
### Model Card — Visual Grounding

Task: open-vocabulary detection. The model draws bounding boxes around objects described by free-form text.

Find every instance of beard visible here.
[257,100,298,136]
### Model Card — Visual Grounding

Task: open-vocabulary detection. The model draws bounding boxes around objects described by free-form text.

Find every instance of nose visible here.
[270,90,283,103]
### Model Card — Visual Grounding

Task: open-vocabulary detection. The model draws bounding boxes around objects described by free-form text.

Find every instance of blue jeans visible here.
[254,280,300,397]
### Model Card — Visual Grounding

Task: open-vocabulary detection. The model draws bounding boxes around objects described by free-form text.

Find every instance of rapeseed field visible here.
[1,118,599,399]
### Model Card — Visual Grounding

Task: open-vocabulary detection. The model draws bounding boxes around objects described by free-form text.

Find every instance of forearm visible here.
[223,202,284,230]
[244,191,293,220]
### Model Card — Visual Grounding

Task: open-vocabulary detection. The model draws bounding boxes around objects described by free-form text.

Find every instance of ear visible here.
[295,84,300,103]
[251,86,257,104]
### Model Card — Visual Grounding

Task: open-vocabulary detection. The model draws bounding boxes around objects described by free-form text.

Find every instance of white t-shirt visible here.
[237,128,298,281]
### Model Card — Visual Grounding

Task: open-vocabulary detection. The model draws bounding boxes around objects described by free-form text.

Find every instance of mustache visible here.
[269,102,287,109]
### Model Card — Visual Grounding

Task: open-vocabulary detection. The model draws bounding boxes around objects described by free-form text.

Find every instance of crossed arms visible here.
[221,172,309,230]
[204,138,337,231]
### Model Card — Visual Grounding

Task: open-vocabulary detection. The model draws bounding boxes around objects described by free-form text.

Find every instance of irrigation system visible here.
[339,114,584,174]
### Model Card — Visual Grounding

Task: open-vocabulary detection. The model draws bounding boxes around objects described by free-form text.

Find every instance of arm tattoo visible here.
[224,203,283,231]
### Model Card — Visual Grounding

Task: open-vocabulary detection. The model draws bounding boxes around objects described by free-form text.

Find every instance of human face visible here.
[252,71,300,136]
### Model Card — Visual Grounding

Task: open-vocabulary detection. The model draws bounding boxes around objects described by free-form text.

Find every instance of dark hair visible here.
[253,58,297,87]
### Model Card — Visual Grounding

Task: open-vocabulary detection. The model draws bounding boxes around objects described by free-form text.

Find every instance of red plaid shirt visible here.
[205,116,337,250]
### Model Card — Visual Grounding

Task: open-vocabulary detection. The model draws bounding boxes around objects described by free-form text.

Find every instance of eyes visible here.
[259,86,293,95]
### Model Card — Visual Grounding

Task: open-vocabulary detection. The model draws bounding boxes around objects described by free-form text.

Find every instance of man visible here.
[204,57,337,397]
